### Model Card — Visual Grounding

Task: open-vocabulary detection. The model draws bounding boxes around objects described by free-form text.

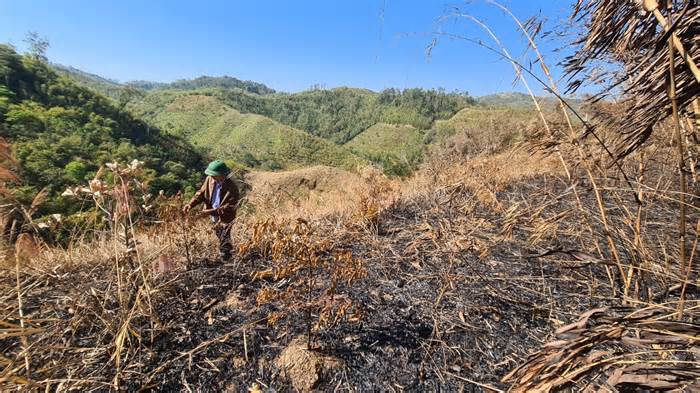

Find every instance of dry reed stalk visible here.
[179,211,193,269]
[677,217,698,318]
[667,5,688,319]
[464,5,630,297]
[486,0,576,183]
[11,218,29,379]
[634,153,646,300]
[568,0,699,158]
[488,1,634,295]
[454,14,552,139]
[643,0,700,82]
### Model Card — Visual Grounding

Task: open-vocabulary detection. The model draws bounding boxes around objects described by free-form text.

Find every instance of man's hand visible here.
[182,204,192,214]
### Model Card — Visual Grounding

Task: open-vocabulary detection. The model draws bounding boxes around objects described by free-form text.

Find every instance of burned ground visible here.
[3,161,695,391]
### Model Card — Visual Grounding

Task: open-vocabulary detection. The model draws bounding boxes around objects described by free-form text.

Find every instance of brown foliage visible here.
[504,306,700,391]
[239,219,365,341]
[566,0,699,158]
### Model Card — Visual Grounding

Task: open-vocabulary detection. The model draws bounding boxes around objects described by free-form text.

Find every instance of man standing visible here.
[183,160,240,262]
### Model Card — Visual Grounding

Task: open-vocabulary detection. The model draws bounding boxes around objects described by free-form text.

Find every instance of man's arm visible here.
[183,179,208,213]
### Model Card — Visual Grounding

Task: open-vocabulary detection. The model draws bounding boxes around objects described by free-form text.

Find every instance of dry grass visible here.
[1,1,699,386]
[243,164,397,222]
[1,135,698,390]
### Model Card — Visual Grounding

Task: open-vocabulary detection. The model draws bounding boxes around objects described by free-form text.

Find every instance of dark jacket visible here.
[187,176,240,224]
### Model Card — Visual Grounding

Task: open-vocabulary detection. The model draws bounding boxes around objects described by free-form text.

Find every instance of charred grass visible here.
[2,147,697,391]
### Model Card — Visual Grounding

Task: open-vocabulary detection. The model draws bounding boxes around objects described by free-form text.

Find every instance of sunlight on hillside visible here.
[1,1,698,391]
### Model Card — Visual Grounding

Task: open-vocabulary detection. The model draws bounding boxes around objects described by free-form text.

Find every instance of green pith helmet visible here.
[204,160,230,177]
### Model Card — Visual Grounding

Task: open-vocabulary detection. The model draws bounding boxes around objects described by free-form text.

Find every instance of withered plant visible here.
[239,218,366,349]
[60,159,158,389]
[430,1,699,389]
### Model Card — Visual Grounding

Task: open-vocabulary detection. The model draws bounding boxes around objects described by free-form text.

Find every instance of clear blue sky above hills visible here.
[0,0,577,96]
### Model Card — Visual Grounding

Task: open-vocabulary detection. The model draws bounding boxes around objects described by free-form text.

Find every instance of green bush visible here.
[0,44,206,224]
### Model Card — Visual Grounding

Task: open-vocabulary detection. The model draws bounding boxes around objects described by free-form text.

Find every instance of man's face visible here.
[213,175,225,183]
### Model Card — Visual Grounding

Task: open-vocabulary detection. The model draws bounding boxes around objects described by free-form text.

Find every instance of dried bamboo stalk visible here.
[668,4,688,319]
[486,0,629,295]
[642,0,700,83]
[12,218,30,378]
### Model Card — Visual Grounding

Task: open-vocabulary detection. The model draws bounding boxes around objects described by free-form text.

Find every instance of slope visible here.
[0,45,205,223]
[478,92,583,112]
[52,64,124,98]
[138,92,365,171]
[425,107,535,155]
[213,87,474,143]
[128,75,276,95]
[53,64,475,145]
[345,123,425,176]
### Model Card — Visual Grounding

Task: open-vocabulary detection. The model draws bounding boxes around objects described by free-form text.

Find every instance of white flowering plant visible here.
[62,159,153,251]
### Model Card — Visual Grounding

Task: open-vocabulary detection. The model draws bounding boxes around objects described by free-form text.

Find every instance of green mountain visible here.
[54,64,483,175]
[53,66,276,97]
[0,45,205,222]
[135,92,364,171]
[128,75,276,95]
[477,92,583,111]
[213,87,474,144]
[129,86,473,173]
[346,123,424,176]
[53,64,124,98]
[54,65,475,143]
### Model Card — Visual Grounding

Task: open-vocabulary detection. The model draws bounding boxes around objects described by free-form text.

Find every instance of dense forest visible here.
[0,45,205,225]
[53,60,514,177]
[211,87,475,143]
[128,75,276,95]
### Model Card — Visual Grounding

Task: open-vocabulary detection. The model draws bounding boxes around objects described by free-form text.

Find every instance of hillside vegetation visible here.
[58,65,540,175]
[127,86,480,174]
[138,92,364,171]
[427,107,534,155]
[478,91,583,112]
[0,45,205,228]
[53,65,124,98]
[58,66,476,146]
[346,123,425,176]
[128,75,276,95]
[43,64,548,177]
[213,87,474,143]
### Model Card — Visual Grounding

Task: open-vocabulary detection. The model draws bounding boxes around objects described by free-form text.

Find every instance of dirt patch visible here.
[274,336,342,392]
[214,289,250,311]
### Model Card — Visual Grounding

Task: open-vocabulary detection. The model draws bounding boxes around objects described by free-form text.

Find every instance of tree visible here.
[64,160,88,183]
[117,85,146,109]
[24,32,50,62]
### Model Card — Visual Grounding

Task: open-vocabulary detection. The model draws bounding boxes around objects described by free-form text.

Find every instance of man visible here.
[183,160,240,262]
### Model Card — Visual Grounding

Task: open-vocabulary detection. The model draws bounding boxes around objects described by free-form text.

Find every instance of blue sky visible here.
[0,0,576,96]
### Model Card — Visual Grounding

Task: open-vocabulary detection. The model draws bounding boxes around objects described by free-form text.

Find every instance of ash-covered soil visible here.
[2,173,697,391]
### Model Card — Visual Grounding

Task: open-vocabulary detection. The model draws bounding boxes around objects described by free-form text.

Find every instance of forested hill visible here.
[126,87,477,174]
[55,64,532,176]
[0,45,205,221]
[53,64,123,98]
[128,76,276,95]
[56,64,476,145]
[478,92,583,111]
[210,87,474,143]
[55,66,276,96]
[133,87,475,144]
